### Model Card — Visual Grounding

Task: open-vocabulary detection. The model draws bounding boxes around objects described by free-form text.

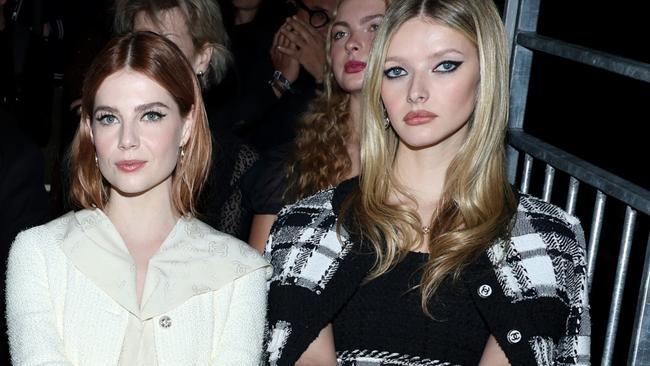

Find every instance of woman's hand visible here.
[278,16,327,84]
[270,27,300,98]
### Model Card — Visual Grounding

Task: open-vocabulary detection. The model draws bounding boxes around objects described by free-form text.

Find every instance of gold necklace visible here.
[421,225,431,234]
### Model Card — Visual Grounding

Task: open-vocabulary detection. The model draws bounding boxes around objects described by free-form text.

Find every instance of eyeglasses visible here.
[292,0,331,28]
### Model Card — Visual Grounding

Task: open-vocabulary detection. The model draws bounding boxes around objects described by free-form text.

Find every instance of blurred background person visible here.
[244,0,389,250]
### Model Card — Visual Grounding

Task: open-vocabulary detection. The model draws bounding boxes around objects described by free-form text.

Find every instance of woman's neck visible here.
[393,125,467,199]
[391,141,461,216]
[104,185,179,246]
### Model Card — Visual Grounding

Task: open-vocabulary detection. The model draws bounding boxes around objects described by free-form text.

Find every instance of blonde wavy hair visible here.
[285,0,392,203]
[339,0,517,314]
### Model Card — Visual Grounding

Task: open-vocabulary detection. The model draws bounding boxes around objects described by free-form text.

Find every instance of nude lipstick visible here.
[403,110,438,125]
[116,160,147,172]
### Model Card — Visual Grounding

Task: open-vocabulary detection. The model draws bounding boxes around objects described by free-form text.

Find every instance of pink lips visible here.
[116,160,147,172]
[403,110,438,125]
[344,60,367,73]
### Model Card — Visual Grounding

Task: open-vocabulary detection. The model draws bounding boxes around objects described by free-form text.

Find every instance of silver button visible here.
[507,329,521,344]
[478,284,492,298]
[159,315,172,328]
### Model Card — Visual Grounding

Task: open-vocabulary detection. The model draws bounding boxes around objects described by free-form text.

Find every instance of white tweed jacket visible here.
[6,209,271,366]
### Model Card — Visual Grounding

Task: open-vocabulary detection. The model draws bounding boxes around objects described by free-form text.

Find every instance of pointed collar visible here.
[60,209,270,320]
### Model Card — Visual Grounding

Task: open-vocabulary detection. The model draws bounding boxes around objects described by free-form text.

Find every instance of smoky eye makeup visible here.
[383,66,407,79]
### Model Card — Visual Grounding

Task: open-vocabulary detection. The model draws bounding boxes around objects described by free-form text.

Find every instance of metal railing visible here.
[503,0,650,364]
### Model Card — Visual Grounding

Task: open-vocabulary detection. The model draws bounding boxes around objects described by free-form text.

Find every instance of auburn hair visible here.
[69,31,212,217]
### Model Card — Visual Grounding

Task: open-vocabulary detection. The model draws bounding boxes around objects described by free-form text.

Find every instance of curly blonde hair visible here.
[284,0,391,203]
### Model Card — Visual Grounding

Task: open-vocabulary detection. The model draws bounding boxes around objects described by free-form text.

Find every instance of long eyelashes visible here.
[95,113,118,125]
[142,111,166,122]
[94,110,167,125]
[434,60,462,72]
[383,60,464,79]
[384,66,407,79]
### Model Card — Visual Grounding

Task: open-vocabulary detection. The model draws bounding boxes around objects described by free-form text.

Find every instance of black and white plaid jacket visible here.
[263,179,590,366]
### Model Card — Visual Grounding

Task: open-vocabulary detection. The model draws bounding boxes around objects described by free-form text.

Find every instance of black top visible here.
[240,143,291,215]
[333,251,489,365]
[197,108,259,240]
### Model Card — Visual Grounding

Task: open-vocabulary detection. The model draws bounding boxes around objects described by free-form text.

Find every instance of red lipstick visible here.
[344,60,367,73]
[116,160,146,172]
[403,110,438,125]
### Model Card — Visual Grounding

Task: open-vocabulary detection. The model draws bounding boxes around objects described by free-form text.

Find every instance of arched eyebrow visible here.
[93,105,118,115]
[332,14,384,28]
[133,102,169,114]
[385,48,464,63]
[360,14,384,24]
[93,102,169,115]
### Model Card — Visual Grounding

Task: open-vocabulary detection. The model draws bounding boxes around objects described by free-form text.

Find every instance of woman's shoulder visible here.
[515,192,583,232]
[182,217,270,273]
[470,194,590,365]
[13,211,77,246]
[266,180,364,290]
[273,176,357,222]
[507,192,586,257]
[274,188,336,227]
[269,177,358,250]
[9,211,81,266]
[481,192,587,300]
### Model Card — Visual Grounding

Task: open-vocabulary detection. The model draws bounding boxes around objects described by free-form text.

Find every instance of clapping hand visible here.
[277,16,327,83]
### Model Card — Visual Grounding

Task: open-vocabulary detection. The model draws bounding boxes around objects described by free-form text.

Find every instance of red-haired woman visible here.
[6,32,269,365]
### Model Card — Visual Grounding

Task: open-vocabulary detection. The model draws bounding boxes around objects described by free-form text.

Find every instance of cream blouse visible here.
[58,209,268,365]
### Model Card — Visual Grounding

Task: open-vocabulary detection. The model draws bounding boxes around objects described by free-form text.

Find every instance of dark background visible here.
[523,0,648,190]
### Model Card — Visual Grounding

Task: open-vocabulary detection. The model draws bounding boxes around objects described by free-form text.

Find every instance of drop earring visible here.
[382,103,390,130]
[179,147,185,163]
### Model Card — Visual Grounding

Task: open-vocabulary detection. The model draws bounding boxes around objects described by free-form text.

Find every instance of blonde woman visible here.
[6,32,269,365]
[263,0,590,365]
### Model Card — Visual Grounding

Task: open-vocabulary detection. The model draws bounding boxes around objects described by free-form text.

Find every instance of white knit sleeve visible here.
[211,267,269,366]
[6,229,73,365]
